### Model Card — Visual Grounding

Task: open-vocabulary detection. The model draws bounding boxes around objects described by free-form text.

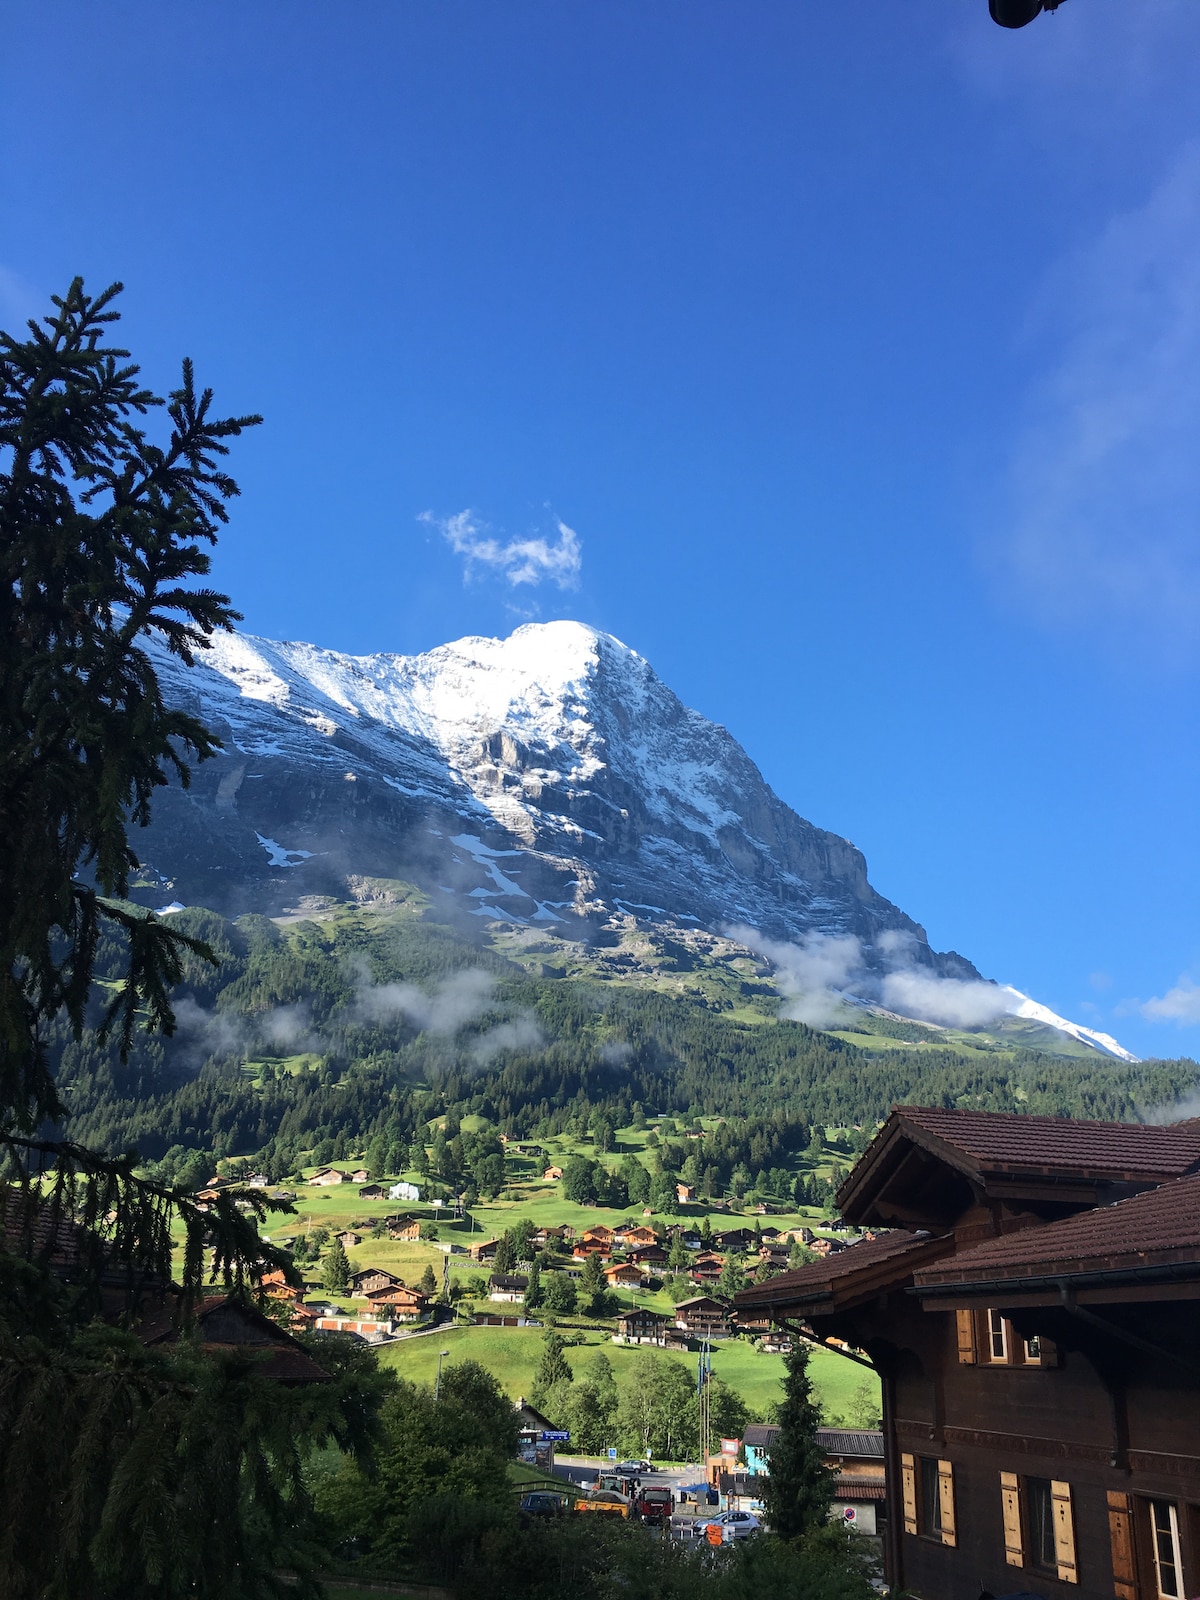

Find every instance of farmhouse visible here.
[542,1166,564,1181]
[336,1231,361,1249]
[307,1168,345,1187]
[468,1237,500,1262]
[388,1218,422,1242]
[357,1183,386,1199]
[735,1105,1200,1600]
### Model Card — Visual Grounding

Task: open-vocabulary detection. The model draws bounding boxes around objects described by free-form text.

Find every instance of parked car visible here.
[574,1490,631,1518]
[519,1492,567,1520]
[706,1511,760,1542]
[615,1459,652,1474]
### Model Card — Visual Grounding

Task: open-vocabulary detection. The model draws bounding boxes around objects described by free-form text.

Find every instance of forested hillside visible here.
[51,895,1200,1193]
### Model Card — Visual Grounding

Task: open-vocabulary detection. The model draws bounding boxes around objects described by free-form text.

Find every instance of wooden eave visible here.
[734,1233,954,1321]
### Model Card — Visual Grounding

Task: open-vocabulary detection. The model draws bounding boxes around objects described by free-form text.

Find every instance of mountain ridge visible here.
[135,617,1132,1061]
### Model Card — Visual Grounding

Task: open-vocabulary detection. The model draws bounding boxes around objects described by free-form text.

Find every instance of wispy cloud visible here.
[1140,976,1200,1025]
[729,922,1017,1032]
[423,509,582,590]
[1002,144,1200,644]
[727,925,862,1028]
[352,967,497,1034]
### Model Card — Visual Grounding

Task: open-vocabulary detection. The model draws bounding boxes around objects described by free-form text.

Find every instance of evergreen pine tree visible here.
[322,1238,351,1295]
[579,1250,604,1306]
[418,1263,438,1297]
[534,1330,574,1390]
[524,1255,543,1309]
[761,1344,836,1541]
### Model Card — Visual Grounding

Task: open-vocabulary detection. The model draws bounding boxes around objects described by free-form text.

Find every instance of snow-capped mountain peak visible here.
[138,617,1132,1059]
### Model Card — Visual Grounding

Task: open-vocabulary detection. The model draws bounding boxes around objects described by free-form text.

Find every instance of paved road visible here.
[553,1455,706,1491]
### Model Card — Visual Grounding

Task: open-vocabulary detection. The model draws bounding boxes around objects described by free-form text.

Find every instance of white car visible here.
[708,1511,761,1541]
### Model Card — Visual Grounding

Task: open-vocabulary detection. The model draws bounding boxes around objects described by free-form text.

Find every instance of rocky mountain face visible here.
[138,619,973,983]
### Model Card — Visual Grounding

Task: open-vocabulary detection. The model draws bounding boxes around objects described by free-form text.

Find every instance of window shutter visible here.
[901,1453,917,1536]
[1051,1480,1078,1584]
[956,1309,977,1364]
[938,1459,957,1547]
[1107,1490,1137,1600]
[1000,1471,1023,1567]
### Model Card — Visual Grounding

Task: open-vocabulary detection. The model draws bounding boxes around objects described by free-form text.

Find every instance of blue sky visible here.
[4,1,1200,1060]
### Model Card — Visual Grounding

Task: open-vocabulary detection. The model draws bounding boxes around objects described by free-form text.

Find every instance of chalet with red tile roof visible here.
[734,1106,1200,1600]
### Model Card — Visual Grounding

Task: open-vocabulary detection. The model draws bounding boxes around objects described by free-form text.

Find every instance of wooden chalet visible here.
[468,1237,500,1261]
[306,1168,345,1186]
[715,1228,756,1253]
[631,1243,669,1268]
[614,1308,672,1346]
[690,1252,725,1285]
[363,1283,430,1320]
[388,1218,422,1242]
[488,1273,528,1303]
[614,1224,658,1248]
[603,1260,644,1287]
[675,1295,731,1339]
[734,1105,1200,1600]
[349,1266,402,1296]
[140,1296,329,1384]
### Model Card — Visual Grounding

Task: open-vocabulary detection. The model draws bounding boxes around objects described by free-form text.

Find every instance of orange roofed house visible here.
[734,1106,1200,1600]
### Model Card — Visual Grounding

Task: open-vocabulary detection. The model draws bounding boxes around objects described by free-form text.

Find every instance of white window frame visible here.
[987,1307,1009,1363]
[1150,1499,1184,1600]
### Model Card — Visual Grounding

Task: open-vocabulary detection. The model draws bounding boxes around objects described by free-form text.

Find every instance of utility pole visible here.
[435,1348,450,1402]
[697,1338,712,1476]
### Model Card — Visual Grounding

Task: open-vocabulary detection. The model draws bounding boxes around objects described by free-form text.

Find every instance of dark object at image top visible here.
[990,0,1067,27]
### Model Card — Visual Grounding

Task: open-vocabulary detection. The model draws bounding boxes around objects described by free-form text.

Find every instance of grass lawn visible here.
[376,1322,872,1422]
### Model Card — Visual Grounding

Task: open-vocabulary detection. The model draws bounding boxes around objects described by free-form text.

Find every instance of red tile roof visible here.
[915,1173,1200,1287]
[875,1107,1200,1181]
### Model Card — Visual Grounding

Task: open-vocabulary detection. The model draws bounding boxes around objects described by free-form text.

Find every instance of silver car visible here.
[709,1510,760,1541]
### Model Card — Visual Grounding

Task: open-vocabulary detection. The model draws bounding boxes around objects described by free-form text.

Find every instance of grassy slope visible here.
[374,1322,866,1425]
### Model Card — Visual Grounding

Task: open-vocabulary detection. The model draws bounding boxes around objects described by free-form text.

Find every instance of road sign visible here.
[540,1431,570,1443]
[608,1448,617,1460]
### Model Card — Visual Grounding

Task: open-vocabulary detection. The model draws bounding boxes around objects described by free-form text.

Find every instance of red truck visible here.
[631,1485,674,1526]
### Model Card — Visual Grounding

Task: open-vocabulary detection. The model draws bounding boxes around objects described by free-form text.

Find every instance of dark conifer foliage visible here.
[0,284,386,1600]
[761,1345,836,1541]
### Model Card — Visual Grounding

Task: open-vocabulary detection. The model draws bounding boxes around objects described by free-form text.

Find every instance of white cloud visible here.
[354,968,497,1034]
[727,924,862,1028]
[880,970,1013,1030]
[469,1014,544,1065]
[1141,977,1200,1024]
[424,509,582,590]
[1002,144,1200,643]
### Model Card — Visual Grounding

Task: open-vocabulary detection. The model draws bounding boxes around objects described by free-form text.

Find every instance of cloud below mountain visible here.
[730,922,1016,1032]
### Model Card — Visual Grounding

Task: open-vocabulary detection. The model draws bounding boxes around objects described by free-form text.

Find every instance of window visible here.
[988,1308,1008,1362]
[920,1457,944,1538]
[1150,1500,1183,1600]
[999,1473,1077,1584]
[1026,1478,1058,1572]
[901,1454,956,1546]
[1023,1334,1042,1361]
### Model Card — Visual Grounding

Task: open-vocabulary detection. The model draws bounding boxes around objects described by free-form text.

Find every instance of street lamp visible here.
[435,1348,450,1402]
